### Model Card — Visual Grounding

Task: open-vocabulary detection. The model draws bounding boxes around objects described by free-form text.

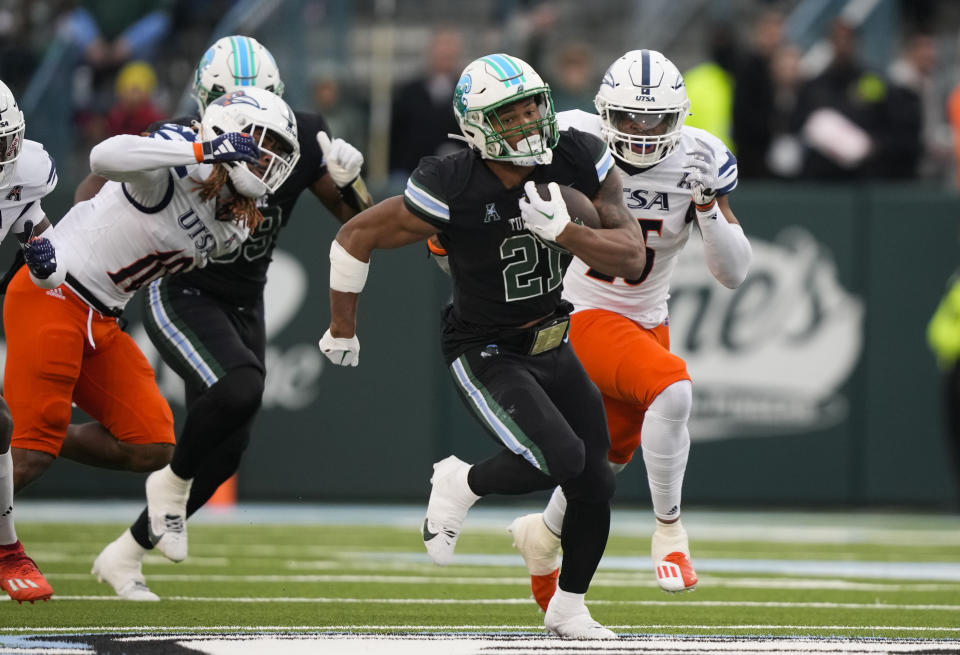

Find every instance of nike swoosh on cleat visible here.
[422,518,439,542]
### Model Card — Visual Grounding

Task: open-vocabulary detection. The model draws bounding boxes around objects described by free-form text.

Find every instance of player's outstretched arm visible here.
[314,131,374,224]
[321,196,436,367]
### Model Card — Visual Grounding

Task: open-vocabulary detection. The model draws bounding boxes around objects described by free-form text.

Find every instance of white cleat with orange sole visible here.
[508,513,562,611]
[651,518,698,592]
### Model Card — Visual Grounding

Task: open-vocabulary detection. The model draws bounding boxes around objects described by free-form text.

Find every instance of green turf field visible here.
[1,506,958,652]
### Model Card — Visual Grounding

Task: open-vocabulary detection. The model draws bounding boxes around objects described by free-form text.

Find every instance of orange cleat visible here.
[0,541,53,604]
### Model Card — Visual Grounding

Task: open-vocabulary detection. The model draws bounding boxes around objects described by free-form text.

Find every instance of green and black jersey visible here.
[404,127,614,349]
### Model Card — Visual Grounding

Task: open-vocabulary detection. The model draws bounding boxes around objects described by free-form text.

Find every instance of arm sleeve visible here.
[89,133,199,184]
[697,203,752,289]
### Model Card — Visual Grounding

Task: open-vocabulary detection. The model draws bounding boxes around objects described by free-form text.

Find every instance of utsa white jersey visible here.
[0,139,57,243]
[557,110,738,328]
[55,124,249,311]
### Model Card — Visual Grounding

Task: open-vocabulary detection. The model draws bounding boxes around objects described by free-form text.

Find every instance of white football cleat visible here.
[544,595,617,640]
[651,518,698,592]
[92,532,159,601]
[145,465,192,563]
[422,455,479,566]
[508,513,561,611]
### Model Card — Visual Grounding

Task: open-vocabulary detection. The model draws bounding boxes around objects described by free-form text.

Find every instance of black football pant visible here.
[129,278,266,550]
[450,340,614,594]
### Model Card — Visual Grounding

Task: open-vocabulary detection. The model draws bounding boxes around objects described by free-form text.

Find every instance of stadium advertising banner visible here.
[4,184,957,507]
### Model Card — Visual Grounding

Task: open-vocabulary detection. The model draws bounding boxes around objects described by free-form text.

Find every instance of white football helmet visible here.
[595,50,690,167]
[0,79,25,186]
[453,53,558,166]
[193,35,285,112]
[200,87,300,194]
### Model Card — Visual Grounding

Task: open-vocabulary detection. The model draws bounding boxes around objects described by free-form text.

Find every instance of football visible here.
[534,183,601,229]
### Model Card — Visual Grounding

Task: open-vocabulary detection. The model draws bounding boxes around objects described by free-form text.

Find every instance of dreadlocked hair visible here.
[196,164,264,231]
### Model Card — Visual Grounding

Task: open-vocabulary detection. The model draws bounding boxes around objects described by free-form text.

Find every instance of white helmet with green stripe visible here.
[194,35,285,112]
[453,53,558,166]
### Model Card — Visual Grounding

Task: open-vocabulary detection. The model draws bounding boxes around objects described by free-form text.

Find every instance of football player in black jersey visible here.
[85,36,373,600]
[320,53,645,639]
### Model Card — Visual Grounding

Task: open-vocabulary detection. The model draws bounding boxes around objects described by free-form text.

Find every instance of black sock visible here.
[558,499,610,594]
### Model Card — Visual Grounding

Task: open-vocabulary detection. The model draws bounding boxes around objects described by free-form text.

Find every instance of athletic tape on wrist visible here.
[329,239,369,293]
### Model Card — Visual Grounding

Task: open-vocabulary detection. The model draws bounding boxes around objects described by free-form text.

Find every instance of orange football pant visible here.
[3,267,175,456]
[568,308,691,465]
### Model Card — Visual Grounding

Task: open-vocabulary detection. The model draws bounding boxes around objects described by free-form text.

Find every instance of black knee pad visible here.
[545,438,586,484]
[207,366,265,420]
[563,457,616,504]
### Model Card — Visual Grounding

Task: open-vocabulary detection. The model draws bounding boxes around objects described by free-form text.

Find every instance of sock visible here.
[641,381,691,521]
[542,486,567,536]
[551,587,586,609]
[557,499,610,594]
[115,529,148,561]
[156,464,193,497]
[0,450,16,545]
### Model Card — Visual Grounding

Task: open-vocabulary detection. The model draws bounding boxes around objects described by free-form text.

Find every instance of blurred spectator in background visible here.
[60,0,173,144]
[887,32,953,181]
[548,42,595,113]
[792,18,888,180]
[490,0,558,72]
[105,60,165,138]
[764,44,805,179]
[312,74,368,157]
[732,9,785,178]
[927,272,960,505]
[388,27,465,180]
[684,22,738,151]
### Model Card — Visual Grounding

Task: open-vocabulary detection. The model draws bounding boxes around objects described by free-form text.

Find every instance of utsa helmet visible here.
[194,35,285,112]
[453,53,558,166]
[595,49,690,167]
[0,79,25,186]
[200,87,300,193]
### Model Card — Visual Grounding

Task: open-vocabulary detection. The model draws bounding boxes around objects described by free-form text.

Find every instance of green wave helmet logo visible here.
[454,73,472,117]
[196,47,216,83]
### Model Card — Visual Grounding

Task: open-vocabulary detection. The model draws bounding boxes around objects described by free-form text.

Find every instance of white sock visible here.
[0,450,17,545]
[542,486,566,536]
[641,381,692,521]
[116,529,148,562]
[551,587,586,611]
[158,465,192,498]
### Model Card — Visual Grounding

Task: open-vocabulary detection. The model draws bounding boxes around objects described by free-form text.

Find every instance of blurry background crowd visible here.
[1,0,959,213]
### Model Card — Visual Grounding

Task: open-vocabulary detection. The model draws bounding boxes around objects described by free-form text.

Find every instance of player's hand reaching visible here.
[319,328,360,367]
[200,132,260,165]
[682,138,719,209]
[317,131,364,188]
[518,181,571,243]
[21,220,58,280]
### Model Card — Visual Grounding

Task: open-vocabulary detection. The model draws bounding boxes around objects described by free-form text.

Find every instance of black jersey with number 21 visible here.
[404,127,613,331]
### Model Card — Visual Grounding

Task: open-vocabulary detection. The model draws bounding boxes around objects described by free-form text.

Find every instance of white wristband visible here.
[329,239,369,293]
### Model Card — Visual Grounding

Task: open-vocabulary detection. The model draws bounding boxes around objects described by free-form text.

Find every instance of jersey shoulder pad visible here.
[681,125,737,194]
[147,115,195,134]
[293,109,327,178]
[556,127,615,188]
[5,140,57,202]
[151,122,198,143]
[404,155,452,225]
[557,109,602,137]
